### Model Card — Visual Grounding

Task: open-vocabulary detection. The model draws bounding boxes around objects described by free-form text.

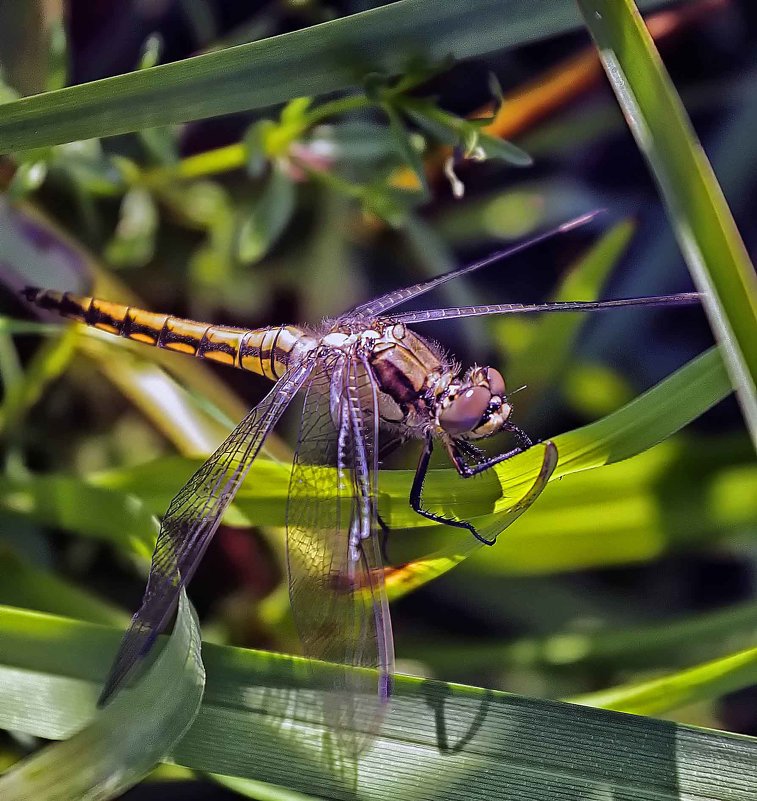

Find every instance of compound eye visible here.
[439,386,490,435]
[487,368,506,397]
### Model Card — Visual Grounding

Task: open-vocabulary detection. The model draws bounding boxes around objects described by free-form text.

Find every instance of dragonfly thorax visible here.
[324,317,514,442]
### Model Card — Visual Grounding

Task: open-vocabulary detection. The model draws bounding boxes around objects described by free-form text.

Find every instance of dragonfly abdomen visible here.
[21,288,311,380]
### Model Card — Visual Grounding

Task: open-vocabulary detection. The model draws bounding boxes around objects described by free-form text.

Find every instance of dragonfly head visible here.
[436,366,512,439]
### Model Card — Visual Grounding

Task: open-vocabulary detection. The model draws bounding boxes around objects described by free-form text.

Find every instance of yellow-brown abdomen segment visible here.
[21,288,308,380]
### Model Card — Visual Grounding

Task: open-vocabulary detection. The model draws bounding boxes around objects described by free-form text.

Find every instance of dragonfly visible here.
[22,212,701,716]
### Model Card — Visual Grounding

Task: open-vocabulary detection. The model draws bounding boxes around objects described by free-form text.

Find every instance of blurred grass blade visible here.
[578,0,757,445]
[411,599,757,676]
[547,348,728,475]
[0,591,204,800]
[0,549,127,626]
[0,326,77,436]
[2,200,289,459]
[571,645,757,717]
[237,164,296,264]
[212,774,325,801]
[462,437,756,575]
[0,0,678,152]
[0,472,160,560]
[0,607,755,800]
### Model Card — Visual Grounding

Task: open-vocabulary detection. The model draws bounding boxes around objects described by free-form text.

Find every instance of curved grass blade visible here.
[0,591,204,800]
[376,347,732,598]
[578,0,757,445]
[4,347,734,596]
[0,607,755,801]
[0,0,680,152]
[80,347,734,587]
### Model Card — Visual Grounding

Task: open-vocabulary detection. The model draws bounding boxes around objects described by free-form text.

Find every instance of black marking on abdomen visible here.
[157,319,206,353]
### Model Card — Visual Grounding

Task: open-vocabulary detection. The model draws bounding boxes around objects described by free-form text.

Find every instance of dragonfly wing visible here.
[390,293,702,324]
[99,359,314,706]
[348,213,599,317]
[286,351,394,744]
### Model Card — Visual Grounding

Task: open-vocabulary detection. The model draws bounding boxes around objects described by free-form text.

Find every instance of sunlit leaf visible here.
[571,645,757,717]
[0,607,754,801]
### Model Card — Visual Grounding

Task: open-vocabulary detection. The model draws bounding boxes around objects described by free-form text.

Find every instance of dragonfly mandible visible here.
[22,212,701,710]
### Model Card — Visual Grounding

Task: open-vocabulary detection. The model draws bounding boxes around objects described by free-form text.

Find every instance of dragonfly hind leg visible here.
[409,426,534,545]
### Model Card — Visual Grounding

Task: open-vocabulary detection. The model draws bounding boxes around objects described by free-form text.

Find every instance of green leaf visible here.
[412,599,757,676]
[0,607,754,800]
[138,33,164,71]
[237,165,296,264]
[0,0,679,153]
[0,592,204,800]
[401,100,461,145]
[83,348,735,592]
[578,0,757,445]
[473,132,533,166]
[0,549,127,626]
[7,160,47,199]
[104,186,159,268]
[0,325,77,435]
[1,348,741,607]
[0,471,159,560]
[571,645,757,717]
[373,347,732,598]
[382,100,429,196]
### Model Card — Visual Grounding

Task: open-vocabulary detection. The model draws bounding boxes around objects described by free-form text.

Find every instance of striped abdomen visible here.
[22,288,313,381]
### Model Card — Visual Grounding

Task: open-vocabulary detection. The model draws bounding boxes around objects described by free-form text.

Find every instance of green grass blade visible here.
[0,326,77,435]
[0,0,676,152]
[0,348,734,597]
[411,599,757,676]
[375,347,732,598]
[571,645,757,717]
[0,472,159,560]
[0,607,755,800]
[578,0,757,445]
[0,549,127,626]
[0,592,204,800]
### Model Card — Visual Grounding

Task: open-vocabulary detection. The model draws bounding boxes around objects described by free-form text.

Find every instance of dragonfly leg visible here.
[409,424,535,545]
[376,511,393,563]
[410,435,497,545]
[447,422,533,478]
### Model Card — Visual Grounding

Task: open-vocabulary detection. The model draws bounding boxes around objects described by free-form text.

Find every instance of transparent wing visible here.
[390,292,701,324]
[349,212,600,317]
[99,359,314,705]
[286,351,393,742]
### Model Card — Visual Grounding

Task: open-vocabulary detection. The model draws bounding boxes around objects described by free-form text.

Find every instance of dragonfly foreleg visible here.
[409,434,496,545]
[446,422,533,478]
